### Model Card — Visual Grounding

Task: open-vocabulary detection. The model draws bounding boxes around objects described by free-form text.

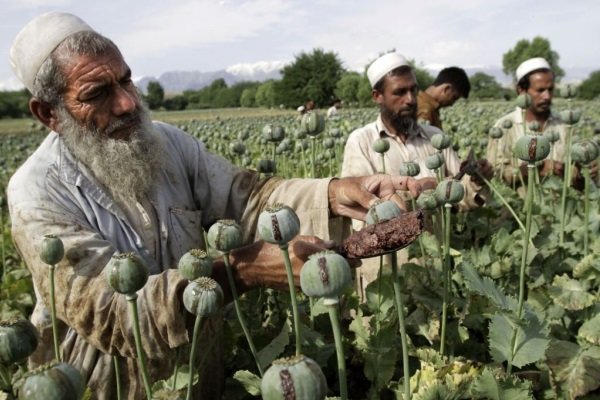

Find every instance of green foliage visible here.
[0,90,30,119]
[502,36,565,82]
[471,367,533,400]
[144,81,165,110]
[408,59,434,90]
[255,81,277,108]
[469,72,505,99]
[579,70,600,100]
[546,341,600,399]
[275,48,344,108]
[334,72,365,106]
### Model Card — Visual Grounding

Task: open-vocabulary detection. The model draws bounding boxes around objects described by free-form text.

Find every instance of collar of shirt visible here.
[375,114,430,141]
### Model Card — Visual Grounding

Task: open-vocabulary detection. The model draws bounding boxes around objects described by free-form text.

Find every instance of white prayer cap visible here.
[367,52,410,88]
[9,12,95,92]
[515,57,551,82]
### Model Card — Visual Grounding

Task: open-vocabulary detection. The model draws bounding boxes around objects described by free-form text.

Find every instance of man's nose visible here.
[112,86,138,115]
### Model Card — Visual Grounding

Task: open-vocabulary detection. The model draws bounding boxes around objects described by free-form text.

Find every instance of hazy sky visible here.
[1,0,599,90]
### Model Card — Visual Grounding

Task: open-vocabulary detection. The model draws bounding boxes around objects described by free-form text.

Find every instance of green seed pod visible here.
[514,134,551,163]
[430,133,452,150]
[366,199,403,225]
[489,127,503,139]
[398,161,420,177]
[300,251,351,300]
[177,249,213,281]
[39,235,64,266]
[183,277,224,317]
[527,121,541,132]
[257,204,300,245]
[322,137,335,149]
[300,112,326,136]
[571,141,599,165]
[257,159,277,174]
[229,141,246,156]
[105,253,149,295]
[425,152,445,170]
[372,138,390,154]
[207,220,243,252]
[515,93,532,109]
[543,130,560,144]
[262,125,285,143]
[435,179,465,205]
[559,109,582,125]
[0,319,38,364]
[501,119,513,130]
[559,84,578,99]
[416,190,439,210]
[329,128,342,138]
[20,362,84,400]
[261,355,327,400]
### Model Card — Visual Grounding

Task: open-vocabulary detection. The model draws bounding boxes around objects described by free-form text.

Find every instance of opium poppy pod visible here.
[105,252,149,295]
[416,190,439,210]
[431,133,452,150]
[435,179,465,205]
[366,199,403,225]
[257,204,300,245]
[501,119,513,129]
[300,251,351,300]
[514,134,551,163]
[543,130,560,144]
[559,84,578,99]
[301,112,325,136]
[207,220,244,253]
[39,234,64,266]
[559,109,582,125]
[572,141,599,165]
[263,124,285,143]
[177,249,213,281]
[425,152,445,170]
[183,277,224,317]
[20,362,85,400]
[489,127,503,139]
[398,161,420,177]
[515,93,532,109]
[261,355,327,400]
[0,319,38,364]
[372,138,390,154]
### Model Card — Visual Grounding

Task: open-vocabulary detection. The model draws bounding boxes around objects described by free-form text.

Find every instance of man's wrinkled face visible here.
[58,46,142,140]
[374,72,418,135]
[521,71,554,116]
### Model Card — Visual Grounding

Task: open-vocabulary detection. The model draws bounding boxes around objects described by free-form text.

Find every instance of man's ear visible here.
[372,88,383,105]
[29,98,60,132]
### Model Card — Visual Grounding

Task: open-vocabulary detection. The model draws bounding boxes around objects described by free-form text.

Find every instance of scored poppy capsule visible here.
[20,362,85,400]
[572,141,599,165]
[177,249,213,281]
[559,109,582,125]
[300,112,326,136]
[417,190,440,210]
[39,234,64,266]
[431,133,452,150]
[207,219,244,253]
[514,134,551,163]
[435,179,465,205]
[300,251,351,301]
[398,161,420,177]
[105,252,149,296]
[257,204,300,245]
[366,199,403,225]
[183,277,224,317]
[261,355,328,400]
[0,318,38,365]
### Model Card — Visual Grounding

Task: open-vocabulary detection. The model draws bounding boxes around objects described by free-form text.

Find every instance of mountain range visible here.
[132,61,596,95]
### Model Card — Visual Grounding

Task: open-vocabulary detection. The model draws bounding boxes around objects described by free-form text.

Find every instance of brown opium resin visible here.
[341,210,424,259]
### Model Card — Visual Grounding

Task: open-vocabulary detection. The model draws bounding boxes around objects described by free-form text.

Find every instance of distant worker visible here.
[417,66,471,130]
[327,98,342,118]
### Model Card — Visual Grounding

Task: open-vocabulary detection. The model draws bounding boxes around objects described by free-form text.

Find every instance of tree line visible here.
[1,37,599,118]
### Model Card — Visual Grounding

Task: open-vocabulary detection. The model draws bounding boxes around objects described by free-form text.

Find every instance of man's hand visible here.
[469,159,494,186]
[327,175,422,220]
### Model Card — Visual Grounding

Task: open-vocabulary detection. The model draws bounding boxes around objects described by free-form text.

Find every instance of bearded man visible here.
[341,52,492,298]
[8,13,425,399]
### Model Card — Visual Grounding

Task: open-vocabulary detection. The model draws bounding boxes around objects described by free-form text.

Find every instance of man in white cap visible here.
[487,57,573,185]
[7,13,425,399]
[341,52,492,298]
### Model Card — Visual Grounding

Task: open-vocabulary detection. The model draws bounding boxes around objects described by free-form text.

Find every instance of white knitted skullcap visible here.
[515,57,551,82]
[9,12,94,92]
[367,52,410,88]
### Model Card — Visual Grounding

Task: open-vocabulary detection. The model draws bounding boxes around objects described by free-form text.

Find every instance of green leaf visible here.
[546,341,600,399]
[406,307,440,344]
[461,262,517,312]
[257,319,290,369]
[365,275,395,316]
[421,231,441,258]
[579,313,600,345]
[364,346,398,391]
[349,308,370,351]
[488,311,549,368]
[573,253,600,281]
[548,274,596,311]
[233,370,262,396]
[492,228,512,254]
[471,367,533,400]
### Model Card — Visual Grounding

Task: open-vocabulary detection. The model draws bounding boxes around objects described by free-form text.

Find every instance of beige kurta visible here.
[486,106,569,180]
[8,122,334,399]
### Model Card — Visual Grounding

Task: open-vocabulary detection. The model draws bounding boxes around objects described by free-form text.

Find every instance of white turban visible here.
[515,57,551,82]
[9,12,95,93]
[367,52,410,88]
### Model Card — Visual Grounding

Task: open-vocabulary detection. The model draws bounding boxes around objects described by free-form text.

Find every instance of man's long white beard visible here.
[58,105,165,204]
